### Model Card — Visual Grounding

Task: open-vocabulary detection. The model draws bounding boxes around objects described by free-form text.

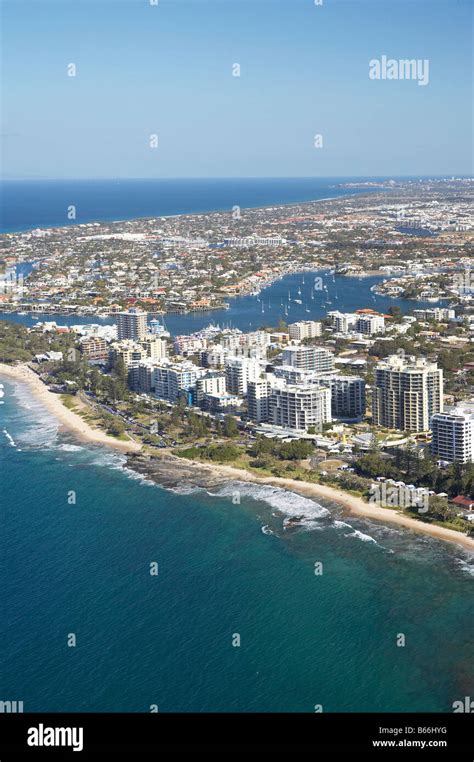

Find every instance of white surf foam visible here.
[168,484,202,495]
[333,520,353,529]
[54,443,85,453]
[454,554,474,578]
[9,383,59,448]
[344,528,377,543]
[121,466,156,487]
[215,481,330,521]
[87,450,126,469]
[3,428,16,448]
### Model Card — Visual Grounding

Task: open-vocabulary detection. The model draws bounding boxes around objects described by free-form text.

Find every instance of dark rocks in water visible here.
[284,515,306,527]
[126,455,223,491]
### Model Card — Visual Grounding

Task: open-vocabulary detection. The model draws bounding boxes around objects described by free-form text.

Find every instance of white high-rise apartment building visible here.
[281,345,334,373]
[356,314,385,335]
[151,361,207,402]
[372,355,443,432]
[110,339,148,389]
[247,373,286,423]
[195,373,227,404]
[269,385,331,431]
[413,308,456,322]
[225,358,262,396]
[327,311,358,333]
[327,311,384,335]
[431,406,474,463]
[247,378,272,424]
[116,308,148,341]
[288,321,322,341]
[330,376,366,419]
[141,336,168,361]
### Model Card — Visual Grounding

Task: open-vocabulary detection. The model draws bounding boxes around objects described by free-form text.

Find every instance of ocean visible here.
[1,378,473,712]
[1,177,472,713]
[0,177,376,234]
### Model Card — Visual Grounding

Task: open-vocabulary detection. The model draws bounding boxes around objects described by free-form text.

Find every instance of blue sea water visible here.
[1,379,473,712]
[0,177,375,233]
[1,178,472,713]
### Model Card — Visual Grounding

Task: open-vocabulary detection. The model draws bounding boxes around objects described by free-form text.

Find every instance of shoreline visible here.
[134,452,474,553]
[0,363,141,454]
[2,362,473,553]
[0,185,376,236]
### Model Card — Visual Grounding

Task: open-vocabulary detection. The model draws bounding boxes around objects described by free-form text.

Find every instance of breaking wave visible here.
[9,382,59,449]
[455,554,474,578]
[3,428,17,448]
[214,481,329,521]
[344,528,378,543]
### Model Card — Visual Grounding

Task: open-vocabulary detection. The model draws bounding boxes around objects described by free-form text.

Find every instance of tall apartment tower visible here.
[330,376,366,420]
[247,376,275,423]
[281,345,334,373]
[372,355,443,432]
[269,385,331,431]
[116,308,148,341]
[225,358,262,396]
[431,407,474,463]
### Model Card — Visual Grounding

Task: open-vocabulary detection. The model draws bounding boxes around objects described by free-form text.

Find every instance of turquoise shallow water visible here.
[1,379,473,712]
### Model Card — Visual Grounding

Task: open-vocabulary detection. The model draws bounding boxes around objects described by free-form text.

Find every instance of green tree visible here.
[223,415,239,438]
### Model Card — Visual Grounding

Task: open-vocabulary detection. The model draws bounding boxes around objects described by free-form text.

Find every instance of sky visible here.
[1,0,472,179]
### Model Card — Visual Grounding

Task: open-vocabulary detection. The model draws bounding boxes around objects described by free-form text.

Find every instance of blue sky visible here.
[1,0,472,179]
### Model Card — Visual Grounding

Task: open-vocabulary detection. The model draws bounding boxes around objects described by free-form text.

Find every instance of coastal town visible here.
[3,0,473,732]
[0,180,473,546]
[0,178,472,316]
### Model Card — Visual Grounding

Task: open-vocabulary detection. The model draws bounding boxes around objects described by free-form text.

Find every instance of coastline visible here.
[2,361,473,553]
[0,184,375,236]
[131,452,474,553]
[0,363,141,454]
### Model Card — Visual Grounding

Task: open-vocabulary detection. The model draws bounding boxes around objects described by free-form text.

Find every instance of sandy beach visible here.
[2,362,473,552]
[0,363,141,454]
[135,452,474,553]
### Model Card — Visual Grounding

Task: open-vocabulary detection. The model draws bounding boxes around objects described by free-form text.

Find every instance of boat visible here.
[297,287,302,295]
[293,299,302,305]
[305,308,311,313]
